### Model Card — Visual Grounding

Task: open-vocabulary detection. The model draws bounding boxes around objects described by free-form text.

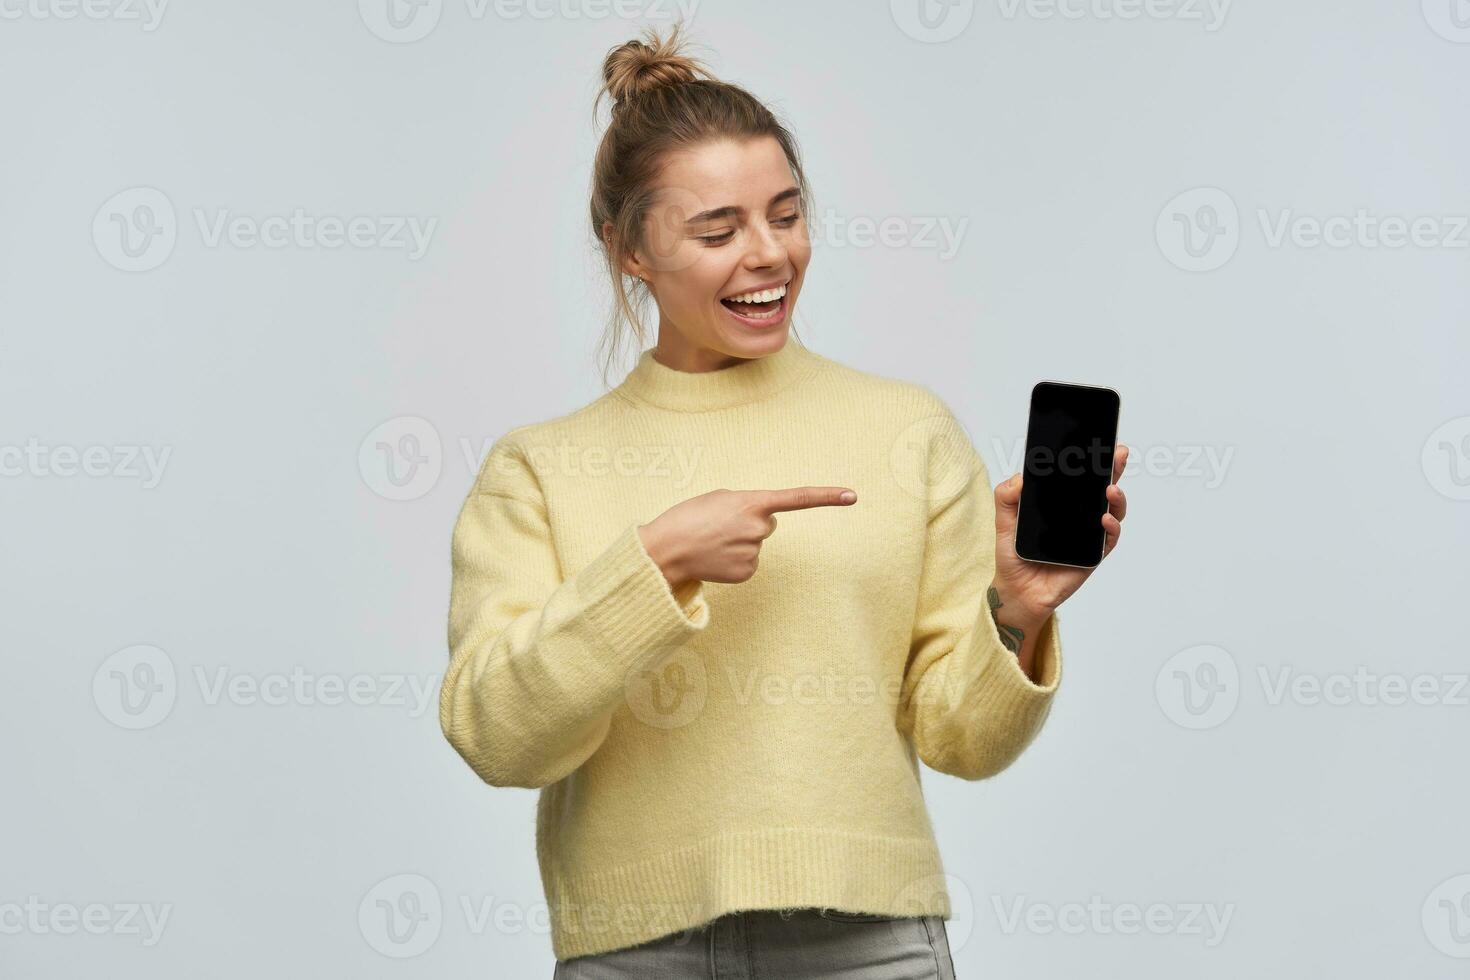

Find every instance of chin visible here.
[718,324,789,358]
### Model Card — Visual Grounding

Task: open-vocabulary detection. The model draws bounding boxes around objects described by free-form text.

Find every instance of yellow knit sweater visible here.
[438,335,1064,961]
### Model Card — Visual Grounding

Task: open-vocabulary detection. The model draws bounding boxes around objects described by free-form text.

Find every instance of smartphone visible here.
[1014,381,1121,568]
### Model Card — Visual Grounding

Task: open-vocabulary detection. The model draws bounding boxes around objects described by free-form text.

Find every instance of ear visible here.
[619,254,648,282]
[603,221,648,282]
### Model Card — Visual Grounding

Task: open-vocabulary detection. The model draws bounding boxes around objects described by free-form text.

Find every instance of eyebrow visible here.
[683,187,801,225]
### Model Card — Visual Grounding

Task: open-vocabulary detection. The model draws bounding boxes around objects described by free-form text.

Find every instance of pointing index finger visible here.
[753,486,858,513]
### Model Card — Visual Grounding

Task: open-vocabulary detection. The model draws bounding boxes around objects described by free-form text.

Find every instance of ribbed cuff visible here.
[574,523,711,674]
[975,603,1062,709]
[991,607,1061,692]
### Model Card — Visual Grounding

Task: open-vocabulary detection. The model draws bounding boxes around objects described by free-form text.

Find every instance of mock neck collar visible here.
[615,335,824,413]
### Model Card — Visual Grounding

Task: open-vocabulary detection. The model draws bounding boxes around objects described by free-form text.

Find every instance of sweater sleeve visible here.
[896,402,1063,781]
[439,438,712,789]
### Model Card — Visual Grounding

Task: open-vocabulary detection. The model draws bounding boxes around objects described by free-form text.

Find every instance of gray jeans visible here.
[553,907,958,979]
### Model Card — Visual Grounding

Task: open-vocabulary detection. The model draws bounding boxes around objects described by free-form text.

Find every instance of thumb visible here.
[994,473,1022,515]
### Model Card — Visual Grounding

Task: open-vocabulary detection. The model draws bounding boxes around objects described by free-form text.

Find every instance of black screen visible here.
[1014,382,1120,568]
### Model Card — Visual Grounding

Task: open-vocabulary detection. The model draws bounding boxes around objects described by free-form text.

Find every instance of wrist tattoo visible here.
[987,586,1025,656]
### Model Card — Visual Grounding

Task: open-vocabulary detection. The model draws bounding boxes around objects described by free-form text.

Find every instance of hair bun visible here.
[600,23,712,110]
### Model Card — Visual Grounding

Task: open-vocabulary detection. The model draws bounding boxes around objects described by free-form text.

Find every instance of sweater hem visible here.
[544,825,951,960]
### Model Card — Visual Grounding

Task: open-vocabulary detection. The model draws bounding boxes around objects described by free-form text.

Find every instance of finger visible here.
[755,486,857,513]
[1112,443,1129,483]
[1102,512,1122,557]
[1106,483,1127,522]
[995,473,1021,510]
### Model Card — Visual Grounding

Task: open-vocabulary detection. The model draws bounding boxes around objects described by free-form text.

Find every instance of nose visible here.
[742,216,788,271]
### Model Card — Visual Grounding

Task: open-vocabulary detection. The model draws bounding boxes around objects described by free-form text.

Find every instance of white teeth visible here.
[725,283,787,304]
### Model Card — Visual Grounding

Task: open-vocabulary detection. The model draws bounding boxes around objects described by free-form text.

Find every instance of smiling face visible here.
[616,136,811,369]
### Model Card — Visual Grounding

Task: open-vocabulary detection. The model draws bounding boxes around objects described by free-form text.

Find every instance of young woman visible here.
[439,23,1129,978]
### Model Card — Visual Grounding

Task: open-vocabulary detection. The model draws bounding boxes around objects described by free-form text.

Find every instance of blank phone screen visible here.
[1014,382,1120,567]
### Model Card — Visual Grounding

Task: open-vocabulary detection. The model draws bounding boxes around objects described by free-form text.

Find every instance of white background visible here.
[2,0,1467,976]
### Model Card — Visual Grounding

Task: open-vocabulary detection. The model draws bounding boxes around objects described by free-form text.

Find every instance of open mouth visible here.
[719,281,789,326]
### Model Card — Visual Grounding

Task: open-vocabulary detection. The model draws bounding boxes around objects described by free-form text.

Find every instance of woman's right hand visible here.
[637,486,858,591]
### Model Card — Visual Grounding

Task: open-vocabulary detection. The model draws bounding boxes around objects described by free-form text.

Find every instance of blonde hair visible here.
[589,22,813,388]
